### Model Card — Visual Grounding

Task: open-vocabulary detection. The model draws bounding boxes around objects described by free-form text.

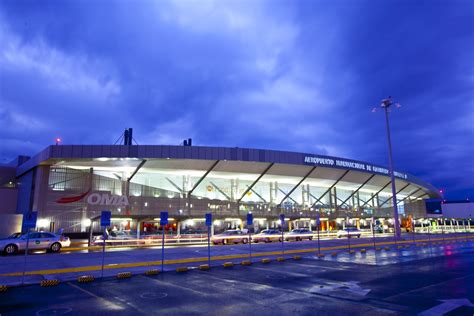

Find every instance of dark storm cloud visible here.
[0,0,472,199]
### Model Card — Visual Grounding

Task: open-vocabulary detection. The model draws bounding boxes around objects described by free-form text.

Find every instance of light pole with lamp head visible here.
[374,96,402,239]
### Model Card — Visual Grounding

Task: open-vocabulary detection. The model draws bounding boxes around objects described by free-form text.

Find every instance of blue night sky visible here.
[0,0,473,200]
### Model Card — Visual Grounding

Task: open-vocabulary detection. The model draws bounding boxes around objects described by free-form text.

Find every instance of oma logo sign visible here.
[87,193,130,206]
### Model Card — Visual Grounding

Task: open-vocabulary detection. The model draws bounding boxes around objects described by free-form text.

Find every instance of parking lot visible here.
[1,246,474,316]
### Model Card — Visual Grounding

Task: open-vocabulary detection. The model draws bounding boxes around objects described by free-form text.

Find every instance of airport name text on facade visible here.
[303,156,408,179]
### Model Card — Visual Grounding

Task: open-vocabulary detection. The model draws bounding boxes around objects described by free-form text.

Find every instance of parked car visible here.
[1,232,22,240]
[92,230,136,246]
[1,232,71,255]
[336,227,362,238]
[285,228,314,241]
[252,229,282,243]
[373,225,384,233]
[211,230,248,245]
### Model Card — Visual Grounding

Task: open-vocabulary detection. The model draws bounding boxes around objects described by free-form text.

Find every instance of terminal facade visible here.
[0,144,443,236]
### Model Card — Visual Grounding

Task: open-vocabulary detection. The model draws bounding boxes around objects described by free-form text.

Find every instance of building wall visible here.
[403,200,427,218]
[442,202,474,218]
[0,214,22,237]
[0,188,18,214]
[0,166,16,186]
[16,169,35,215]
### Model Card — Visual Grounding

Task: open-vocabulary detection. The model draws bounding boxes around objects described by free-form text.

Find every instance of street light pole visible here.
[380,97,401,239]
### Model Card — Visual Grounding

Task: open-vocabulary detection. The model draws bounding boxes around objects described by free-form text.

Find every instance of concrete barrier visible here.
[117,272,132,279]
[293,255,301,260]
[223,262,234,268]
[276,257,285,262]
[40,279,60,287]
[199,264,210,271]
[77,275,94,283]
[261,258,271,264]
[176,267,188,273]
[145,269,160,275]
[241,260,252,266]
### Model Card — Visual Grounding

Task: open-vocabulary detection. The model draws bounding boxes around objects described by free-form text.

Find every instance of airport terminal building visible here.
[0,144,442,236]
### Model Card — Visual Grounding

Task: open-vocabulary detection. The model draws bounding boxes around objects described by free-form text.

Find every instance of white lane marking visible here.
[66,282,124,311]
[418,298,474,316]
[309,281,371,296]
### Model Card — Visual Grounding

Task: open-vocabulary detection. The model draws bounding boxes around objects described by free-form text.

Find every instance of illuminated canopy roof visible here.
[17,145,440,202]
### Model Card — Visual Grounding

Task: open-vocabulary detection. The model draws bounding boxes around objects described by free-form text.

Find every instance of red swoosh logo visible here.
[56,189,91,204]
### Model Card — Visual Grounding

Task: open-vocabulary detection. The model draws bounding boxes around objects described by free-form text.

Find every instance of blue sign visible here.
[23,212,38,229]
[160,211,169,225]
[247,213,253,226]
[279,214,285,224]
[205,213,212,227]
[100,211,111,227]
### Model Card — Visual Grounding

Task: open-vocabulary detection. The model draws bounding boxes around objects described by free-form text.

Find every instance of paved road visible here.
[0,233,473,286]
[1,248,474,315]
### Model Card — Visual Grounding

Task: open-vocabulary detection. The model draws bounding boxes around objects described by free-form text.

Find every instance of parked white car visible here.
[211,230,249,245]
[1,232,71,255]
[336,227,362,238]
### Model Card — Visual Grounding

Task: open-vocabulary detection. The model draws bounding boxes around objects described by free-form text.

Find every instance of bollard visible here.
[261,258,271,264]
[176,267,188,273]
[360,249,366,253]
[293,255,302,260]
[40,279,60,287]
[117,272,132,279]
[331,252,338,257]
[145,269,160,275]
[223,262,234,268]
[241,260,252,266]
[317,253,325,258]
[199,264,210,271]
[277,257,285,262]
[77,275,94,283]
